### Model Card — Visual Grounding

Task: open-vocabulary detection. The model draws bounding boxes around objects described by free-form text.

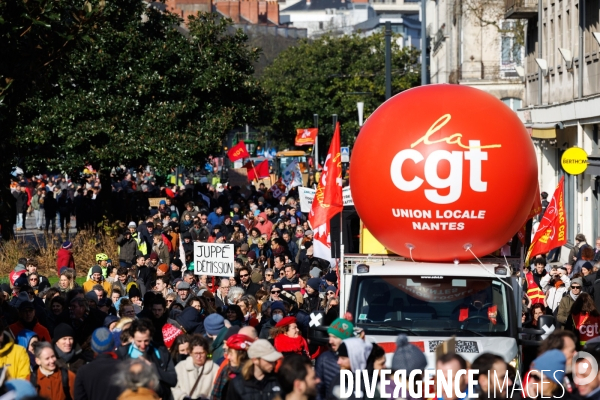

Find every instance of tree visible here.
[261,33,420,151]
[0,0,109,181]
[13,6,267,176]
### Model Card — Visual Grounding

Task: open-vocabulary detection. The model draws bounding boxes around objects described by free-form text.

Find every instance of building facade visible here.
[511,0,600,251]
[279,0,422,45]
[427,0,525,105]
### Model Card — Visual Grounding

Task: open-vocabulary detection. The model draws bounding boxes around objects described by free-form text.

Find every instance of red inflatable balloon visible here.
[350,85,538,262]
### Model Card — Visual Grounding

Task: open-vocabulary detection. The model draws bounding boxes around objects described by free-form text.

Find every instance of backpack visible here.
[30,366,72,400]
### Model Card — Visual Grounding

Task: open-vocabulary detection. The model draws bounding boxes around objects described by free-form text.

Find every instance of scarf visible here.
[571,291,580,301]
[274,334,309,356]
[55,345,75,363]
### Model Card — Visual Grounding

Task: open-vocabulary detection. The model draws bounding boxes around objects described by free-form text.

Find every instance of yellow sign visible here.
[561,147,588,175]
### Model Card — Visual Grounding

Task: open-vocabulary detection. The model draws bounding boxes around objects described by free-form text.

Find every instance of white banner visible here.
[299,186,353,213]
[194,242,235,277]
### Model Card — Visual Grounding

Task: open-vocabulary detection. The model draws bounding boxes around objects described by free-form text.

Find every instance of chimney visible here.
[249,0,259,23]
[267,0,279,24]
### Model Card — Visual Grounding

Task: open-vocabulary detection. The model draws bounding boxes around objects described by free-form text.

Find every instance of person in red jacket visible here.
[10,300,52,343]
[56,241,75,276]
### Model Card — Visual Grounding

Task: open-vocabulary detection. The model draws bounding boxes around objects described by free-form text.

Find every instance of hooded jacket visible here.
[56,248,75,275]
[0,332,30,379]
[176,307,206,335]
[255,213,273,239]
[210,327,228,364]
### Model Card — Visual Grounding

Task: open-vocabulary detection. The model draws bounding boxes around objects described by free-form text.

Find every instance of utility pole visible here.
[385,21,392,99]
[421,0,428,85]
[314,114,319,168]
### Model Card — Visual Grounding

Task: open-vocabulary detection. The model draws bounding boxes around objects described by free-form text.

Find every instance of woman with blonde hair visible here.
[53,268,77,295]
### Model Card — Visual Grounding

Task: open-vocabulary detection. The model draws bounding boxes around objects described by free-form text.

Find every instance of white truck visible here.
[337,255,528,370]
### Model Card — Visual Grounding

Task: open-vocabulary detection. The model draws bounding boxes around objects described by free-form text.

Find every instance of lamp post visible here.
[385,21,392,99]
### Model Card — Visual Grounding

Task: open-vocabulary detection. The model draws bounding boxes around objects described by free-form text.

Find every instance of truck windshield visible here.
[354,276,510,336]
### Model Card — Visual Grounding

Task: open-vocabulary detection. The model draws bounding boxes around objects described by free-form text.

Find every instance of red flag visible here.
[247,160,270,181]
[227,141,250,162]
[309,123,343,265]
[526,177,567,264]
[295,128,318,146]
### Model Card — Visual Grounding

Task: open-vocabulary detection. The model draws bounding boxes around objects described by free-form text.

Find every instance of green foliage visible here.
[10,3,267,175]
[261,33,421,149]
[0,0,108,181]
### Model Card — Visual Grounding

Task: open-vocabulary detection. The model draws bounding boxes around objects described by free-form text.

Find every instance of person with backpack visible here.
[30,341,75,400]
[568,233,591,266]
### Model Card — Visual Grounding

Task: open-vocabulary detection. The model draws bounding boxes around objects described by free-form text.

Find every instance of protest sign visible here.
[148,198,166,208]
[299,186,354,213]
[194,242,235,277]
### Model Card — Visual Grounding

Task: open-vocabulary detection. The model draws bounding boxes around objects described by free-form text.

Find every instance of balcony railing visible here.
[505,0,537,20]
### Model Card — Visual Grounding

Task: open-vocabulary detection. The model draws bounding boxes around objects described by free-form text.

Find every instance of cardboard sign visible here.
[228,168,249,188]
[148,198,166,208]
[299,186,354,213]
[194,242,235,277]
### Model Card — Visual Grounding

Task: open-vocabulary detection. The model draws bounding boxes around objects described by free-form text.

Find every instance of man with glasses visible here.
[238,266,260,297]
[215,277,230,311]
[558,277,583,325]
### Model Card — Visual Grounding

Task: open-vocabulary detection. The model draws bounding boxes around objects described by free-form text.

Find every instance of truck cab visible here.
[340,256,523,369]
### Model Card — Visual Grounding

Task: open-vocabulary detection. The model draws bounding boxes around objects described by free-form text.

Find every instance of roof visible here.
[283,0,348,12]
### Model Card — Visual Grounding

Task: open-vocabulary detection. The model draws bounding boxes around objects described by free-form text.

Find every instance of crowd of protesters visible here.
[1,173,600,399]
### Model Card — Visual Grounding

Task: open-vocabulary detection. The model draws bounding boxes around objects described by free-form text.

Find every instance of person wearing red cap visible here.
[210,334,255,400]
[270,316,309,358]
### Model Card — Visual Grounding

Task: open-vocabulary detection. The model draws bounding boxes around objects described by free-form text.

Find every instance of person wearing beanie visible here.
[53,323,93,373]
[116,227,138,268]
[56,241,75,276]
[258,301,287,339]
[205,313,229,363]
[302,277,324,313]
[74,327,122,399]
[170,258,183,280]
[315,318,355,400]
[528,349,569,398]
[557,277,584,325]
[83,265,112,296]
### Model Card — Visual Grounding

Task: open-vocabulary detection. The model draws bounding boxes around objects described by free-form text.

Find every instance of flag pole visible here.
[250,160,259,184]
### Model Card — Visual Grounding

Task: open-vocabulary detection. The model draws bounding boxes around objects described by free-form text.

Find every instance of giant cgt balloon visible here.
[350,85,538,262]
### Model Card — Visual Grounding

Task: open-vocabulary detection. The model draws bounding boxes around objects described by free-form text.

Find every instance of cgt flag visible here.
[526,176,567,264]
[309,122,343,265]
[295,128,318,146]
[227,141,250,162]
[247,160,270,181]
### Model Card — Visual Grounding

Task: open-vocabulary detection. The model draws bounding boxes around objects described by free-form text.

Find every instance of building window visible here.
[500,21,523,67]
[501,97,522,110]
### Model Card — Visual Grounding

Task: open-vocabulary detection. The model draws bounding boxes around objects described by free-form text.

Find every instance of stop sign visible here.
[350,85,538,262]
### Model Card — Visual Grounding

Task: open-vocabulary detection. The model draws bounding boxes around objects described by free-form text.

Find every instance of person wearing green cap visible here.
[315,317,354,400]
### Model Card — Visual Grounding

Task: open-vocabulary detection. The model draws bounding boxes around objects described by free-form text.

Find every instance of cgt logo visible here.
[579,323,600,337]
[390,114,501,205]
